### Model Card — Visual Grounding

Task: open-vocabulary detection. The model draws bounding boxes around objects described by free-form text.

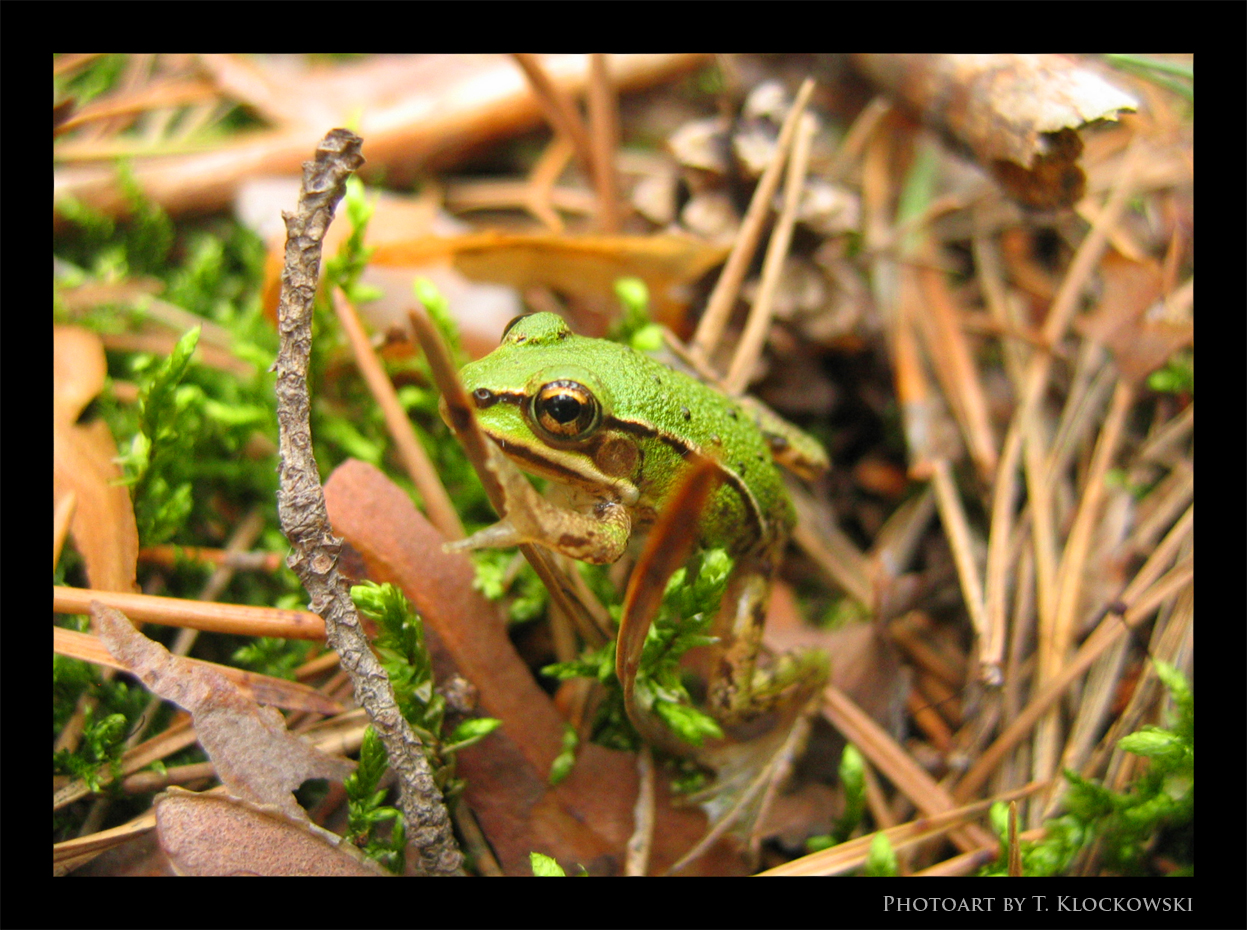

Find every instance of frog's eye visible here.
[531,380,601,440]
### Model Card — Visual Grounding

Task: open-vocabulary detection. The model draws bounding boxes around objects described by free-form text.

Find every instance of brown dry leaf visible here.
[854,54,1137,208]
[370,231,729,325]
[53,326,139,593]
[155,789,384,876]
[1075,252,1191,384]
[323,459,747,875]
[54,626,344,717]
[257,209,726,345]
[92,602,354,823]
[764,582,908,758]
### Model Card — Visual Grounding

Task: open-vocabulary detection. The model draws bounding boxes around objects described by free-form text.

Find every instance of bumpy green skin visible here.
[456,313,794,561]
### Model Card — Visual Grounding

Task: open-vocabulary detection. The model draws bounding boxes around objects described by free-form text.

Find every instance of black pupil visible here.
[545,392,582,423]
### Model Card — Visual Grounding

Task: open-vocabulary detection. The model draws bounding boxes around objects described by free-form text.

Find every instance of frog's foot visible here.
[668,679,823,874]
[710,648,829,735]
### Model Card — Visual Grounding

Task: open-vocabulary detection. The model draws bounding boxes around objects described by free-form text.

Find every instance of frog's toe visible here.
[443,520,525,554]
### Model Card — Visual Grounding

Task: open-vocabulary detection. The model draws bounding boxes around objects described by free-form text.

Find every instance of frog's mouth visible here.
[489,431,642,508]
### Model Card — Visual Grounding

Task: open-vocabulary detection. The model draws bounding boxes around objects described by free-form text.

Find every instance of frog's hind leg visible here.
[704,569,762,715]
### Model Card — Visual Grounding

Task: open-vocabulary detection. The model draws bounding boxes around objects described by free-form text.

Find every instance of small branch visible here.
[274,128,462,876]
[511,54,595,184]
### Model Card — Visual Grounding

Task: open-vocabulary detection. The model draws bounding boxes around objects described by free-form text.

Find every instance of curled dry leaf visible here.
[53,326,139,593]
[91,602,354,823]
[1074,252,1191,385]
[155,788,385,876]
[53,626,344,717]
[854,54,1138,209]
[370,231,729,325]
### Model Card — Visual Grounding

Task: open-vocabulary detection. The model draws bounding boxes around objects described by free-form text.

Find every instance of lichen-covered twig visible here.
[274,128,462,876]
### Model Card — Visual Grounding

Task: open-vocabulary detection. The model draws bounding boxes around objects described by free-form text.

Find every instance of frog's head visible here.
[451,316,640,503]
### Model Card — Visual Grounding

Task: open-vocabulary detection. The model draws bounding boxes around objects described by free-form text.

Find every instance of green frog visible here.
[444,312,828,746]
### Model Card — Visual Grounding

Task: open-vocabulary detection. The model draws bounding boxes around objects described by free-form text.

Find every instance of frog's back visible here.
[566,329,796,557]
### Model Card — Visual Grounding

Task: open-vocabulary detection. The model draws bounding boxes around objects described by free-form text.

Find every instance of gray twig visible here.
[274,128,462,876]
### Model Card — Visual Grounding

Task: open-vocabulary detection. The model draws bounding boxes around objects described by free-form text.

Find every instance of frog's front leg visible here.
[444,443,632,564]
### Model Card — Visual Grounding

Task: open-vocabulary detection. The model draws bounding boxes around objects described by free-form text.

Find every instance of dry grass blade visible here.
[724,109,817,394]
[823,684,996,855]
[331,288,463,539]
[692,78,816,361]
[955,523,1193,803]
[55,810,158,873]
[759,782,1045,876]
[54,586,325,639]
